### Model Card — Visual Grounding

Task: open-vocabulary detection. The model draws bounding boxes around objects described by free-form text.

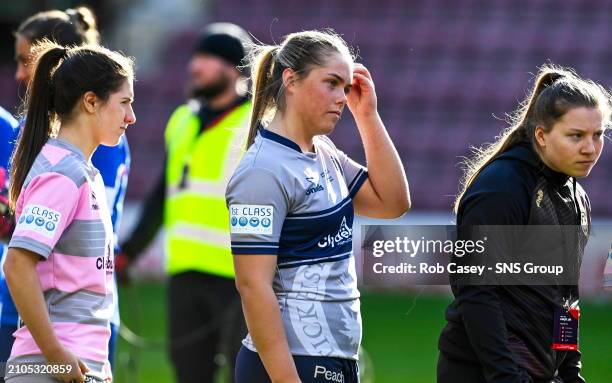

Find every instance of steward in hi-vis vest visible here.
[164,100,250,277]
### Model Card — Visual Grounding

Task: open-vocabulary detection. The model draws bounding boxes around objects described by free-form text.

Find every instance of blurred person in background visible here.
[117,22,251,383]
[438,66,610,383]
[0,109,19,245]
[2,7,132,374]
[0,108,19,382]
[226,30,410,382]
[0,107,19,378]
[4,40,135,383]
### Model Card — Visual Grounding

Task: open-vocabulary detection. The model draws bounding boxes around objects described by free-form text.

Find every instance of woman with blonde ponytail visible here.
[438,65,610,382]
[226,30,410,382]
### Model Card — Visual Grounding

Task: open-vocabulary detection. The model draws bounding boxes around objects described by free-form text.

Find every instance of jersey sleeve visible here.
[225,167,288,255]
[9,173,80,259]
[335,148,368,198]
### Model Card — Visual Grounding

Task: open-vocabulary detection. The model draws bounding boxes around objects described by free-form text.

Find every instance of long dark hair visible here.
[455,65,611,212]
[246,30,354,148]
[9,41,133,210]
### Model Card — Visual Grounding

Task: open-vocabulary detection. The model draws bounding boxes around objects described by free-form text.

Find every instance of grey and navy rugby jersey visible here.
[225,129,368,360]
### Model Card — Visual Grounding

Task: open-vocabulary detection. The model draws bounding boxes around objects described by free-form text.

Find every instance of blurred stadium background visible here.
[0,1,610,382]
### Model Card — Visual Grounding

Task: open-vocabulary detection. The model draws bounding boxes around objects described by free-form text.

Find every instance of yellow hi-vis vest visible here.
[164,100,251,277]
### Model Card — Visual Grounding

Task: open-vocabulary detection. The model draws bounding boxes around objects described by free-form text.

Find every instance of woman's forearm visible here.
[3,249,62,358]
[238,282,301,383]
[356,112,410,212]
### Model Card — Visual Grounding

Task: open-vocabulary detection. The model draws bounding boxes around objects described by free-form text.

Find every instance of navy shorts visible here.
[235,346,359,383]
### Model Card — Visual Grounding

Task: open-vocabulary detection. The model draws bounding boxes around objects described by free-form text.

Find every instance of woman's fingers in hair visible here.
[348,70,378,116]
[353,63,373,81]
[352,72,375,94]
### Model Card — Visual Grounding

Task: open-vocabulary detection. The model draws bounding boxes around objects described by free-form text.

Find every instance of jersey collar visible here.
[48,138,87,162]
[260,129,303,153]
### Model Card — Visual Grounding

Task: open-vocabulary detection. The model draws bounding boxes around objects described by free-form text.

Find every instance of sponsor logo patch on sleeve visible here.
[15,204,62,238]
[229,204,273,235]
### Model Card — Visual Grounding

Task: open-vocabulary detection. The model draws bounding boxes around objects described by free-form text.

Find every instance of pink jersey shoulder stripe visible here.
[40,144,72,167]
[10,172,80,259]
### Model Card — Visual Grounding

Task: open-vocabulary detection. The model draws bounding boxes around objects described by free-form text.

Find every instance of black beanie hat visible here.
[194,22,251,68]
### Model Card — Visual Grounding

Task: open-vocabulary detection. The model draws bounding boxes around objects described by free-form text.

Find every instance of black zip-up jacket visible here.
[438,141,590,383]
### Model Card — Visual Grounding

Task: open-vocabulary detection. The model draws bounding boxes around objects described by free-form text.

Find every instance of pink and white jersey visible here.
[8,138,114,379]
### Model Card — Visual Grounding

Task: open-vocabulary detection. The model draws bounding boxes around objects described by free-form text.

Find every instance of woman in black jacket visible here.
[438,66,610,383]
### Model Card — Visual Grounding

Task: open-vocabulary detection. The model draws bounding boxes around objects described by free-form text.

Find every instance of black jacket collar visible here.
[496,140,570,188]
